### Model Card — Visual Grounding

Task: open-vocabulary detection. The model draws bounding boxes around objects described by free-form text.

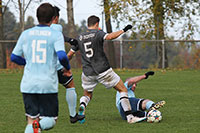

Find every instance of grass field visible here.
[0,69,200,133]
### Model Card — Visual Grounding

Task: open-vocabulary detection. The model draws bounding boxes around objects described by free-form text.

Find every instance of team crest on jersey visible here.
[79,35,83,41]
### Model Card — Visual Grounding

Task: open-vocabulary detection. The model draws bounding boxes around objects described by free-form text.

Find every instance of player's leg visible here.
[97,68,143,123]
[141,99,166,111]
[23,93,41,133]
[78,72,97,124]
[25,117,40,133]
[57,69,83,123]
[114,81,146,123]
[118,97,146,121]
[37,93,58,131]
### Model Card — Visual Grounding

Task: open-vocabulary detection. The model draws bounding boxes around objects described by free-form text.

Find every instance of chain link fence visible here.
[1,40,200,69]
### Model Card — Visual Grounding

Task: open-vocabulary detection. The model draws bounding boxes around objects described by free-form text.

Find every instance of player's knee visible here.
[65,80,75,88]
[114,80,127,93]
[139,99,149,111]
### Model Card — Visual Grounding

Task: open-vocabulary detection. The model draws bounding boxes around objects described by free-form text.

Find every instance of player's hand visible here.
[123,25,132,32]
[69,38,78,46]
[62,68,72,77]
[145,71,154,79]
[131,83,137,92]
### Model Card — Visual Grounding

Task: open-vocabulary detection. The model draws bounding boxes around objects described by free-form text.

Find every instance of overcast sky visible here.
[7,0,107,29]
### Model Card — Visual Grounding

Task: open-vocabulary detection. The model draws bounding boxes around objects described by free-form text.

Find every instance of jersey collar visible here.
[37,24,49,27]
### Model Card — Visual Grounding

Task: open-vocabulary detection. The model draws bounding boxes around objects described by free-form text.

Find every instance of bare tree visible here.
[0,0,11,68]
[66,0,82,68]
[11,0,41,32]
[17,0,33,32]
[66,0,76,37]
[103,0,116,68]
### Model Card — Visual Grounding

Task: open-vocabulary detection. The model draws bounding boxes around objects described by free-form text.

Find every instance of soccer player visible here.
[116,71,166,120]
[67,15,145,124]
[50,6,84,124]
[10,3,71,133]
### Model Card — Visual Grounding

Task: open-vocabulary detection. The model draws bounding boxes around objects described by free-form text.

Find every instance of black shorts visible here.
[22,93,58,119]
[57,69,73,86]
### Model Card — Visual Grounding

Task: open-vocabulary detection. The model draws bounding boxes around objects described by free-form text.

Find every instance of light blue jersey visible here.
[12,25,65,93]
[50,24,63,70]
[116,81,136,110]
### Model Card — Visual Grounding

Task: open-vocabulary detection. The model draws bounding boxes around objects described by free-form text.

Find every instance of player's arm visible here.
[126,71,155,87]
[64,35,78,46]
[10,32,26,65]
[126,75,146,87]
[105,25,132,40]
[10,53,26,65]
[67,49,75,60]
[54,32,71,71]
[56,51,71,70]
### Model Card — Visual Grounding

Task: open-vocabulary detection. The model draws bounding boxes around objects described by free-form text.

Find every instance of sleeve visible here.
[12,32,24,56]
[97,30,107,41]
[54,32,65,52]
[10,53,26,65]
[56,51,70,70]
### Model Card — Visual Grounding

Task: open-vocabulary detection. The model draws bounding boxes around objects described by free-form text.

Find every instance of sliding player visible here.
[116,71,166,120]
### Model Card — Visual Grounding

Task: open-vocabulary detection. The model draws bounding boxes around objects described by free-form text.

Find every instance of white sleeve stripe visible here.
[103,34,109,40]
[70,48,75,52]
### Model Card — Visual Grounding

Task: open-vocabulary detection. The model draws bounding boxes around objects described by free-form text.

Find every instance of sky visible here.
[6,0,108,30]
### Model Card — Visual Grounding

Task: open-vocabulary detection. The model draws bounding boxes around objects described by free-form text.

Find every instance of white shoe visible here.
[127,115,146,124]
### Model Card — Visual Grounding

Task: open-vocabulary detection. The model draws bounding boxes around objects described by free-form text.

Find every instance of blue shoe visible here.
[78,106,85,124]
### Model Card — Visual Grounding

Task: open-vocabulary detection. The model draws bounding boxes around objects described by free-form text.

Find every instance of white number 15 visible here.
[32,40,47,63]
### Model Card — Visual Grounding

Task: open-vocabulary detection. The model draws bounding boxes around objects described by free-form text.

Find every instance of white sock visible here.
[80,96,90,108]
[66,88,77,117]
[120,92,132,112]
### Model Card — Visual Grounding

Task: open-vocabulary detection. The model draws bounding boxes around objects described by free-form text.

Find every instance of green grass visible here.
[0,69,200,133]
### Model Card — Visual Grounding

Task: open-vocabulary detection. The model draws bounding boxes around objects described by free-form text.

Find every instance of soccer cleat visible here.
[32,120,41,133]
[70,113,85,124]
[127,115,146,124]
[149,100,166,111]
[78,106,85,124]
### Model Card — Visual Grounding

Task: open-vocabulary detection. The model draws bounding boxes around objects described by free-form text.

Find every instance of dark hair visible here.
[36,3,55,24]
[53,6,60,17]
[87,15,100,27]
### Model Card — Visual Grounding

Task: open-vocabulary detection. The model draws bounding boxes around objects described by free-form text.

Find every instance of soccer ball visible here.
[147,110,162,123]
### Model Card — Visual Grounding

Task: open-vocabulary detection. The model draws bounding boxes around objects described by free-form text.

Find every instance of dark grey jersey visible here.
[72,29,111,76]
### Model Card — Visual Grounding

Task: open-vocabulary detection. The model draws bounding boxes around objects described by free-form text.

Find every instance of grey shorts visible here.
[82,68,120,92]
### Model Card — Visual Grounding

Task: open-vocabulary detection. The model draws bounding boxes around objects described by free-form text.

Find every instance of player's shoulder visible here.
[50,24,63,32]
[19,26,36,37]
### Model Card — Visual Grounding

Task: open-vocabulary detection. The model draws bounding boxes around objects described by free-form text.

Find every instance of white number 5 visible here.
[84,42,93,58]
[32,40,47,63]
